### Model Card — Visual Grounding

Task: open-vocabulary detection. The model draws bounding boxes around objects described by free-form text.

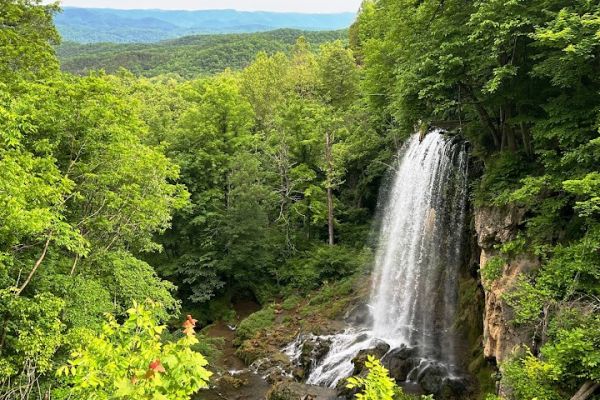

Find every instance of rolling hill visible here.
[54,7,355,43]
[56,29,348,78]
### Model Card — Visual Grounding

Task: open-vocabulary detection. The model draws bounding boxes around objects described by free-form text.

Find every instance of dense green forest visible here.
[55,7,355,43]
[1,0,599,399]
[57,29,348,78]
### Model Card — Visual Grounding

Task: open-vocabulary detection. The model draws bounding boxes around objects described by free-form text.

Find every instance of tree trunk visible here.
[69,254,80,276]
[325,130,335,246]
[16,236,51,296]
[520,122,532,156]
[570,381,600,400]
[460,83,500,148]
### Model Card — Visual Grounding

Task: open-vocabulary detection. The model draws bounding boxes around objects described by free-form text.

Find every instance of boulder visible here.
[344,304,373,327]
[415,363,476,400]
[351,341,390,375]
[438,376,475,400]
[252,351,292,383]
[299,337,332,378]
[416,362,448,395]
[381,345,419,382]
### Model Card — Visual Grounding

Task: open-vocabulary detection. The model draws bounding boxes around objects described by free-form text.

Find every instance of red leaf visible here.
[149,359,165,373]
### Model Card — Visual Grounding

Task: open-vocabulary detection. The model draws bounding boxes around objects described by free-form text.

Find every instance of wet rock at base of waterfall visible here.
[298,338,332,378]
[219,372,248,389]
[416,363,475,400]
[253,351,292,384]
[438,376,476,400]
[416,363,448,395]
[292,367,306,381]
[267,381,341,400]
[344,303,373,327]
[381,345,419,381]
[351,341,391,376]
[335,379,359,400]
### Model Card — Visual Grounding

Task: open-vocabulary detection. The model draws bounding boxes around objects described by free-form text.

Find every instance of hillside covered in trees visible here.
[57,29,348,78]
[55,7,355,43]
[1,0,599,400]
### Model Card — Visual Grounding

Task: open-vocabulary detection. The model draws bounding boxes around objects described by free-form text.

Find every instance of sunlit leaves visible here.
[60,302,211,399]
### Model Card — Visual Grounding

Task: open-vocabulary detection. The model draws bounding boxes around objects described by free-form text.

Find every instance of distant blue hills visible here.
[54,7,356,43]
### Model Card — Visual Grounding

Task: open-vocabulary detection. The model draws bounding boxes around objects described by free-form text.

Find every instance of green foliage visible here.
[8,0,600,396]
[475,152,536,206]
[0,0,60,81]
[89,252,180,320]
[235,307,276,344]
[281,294,302,311]
[153,37,379,307]
[502,352,562,400]
[480,256,505,287]
[0,290,64,378]
[500,313,600,399]
[347,356,430,400]
[347,356,396,400]
[351,0,600,396]
[0,3,190,396]
[57,302,211,400]
[318,40,359,108]
[283,245,369,291]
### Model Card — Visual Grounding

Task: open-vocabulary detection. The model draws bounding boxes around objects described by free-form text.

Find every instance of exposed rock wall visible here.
[474,206,537,364]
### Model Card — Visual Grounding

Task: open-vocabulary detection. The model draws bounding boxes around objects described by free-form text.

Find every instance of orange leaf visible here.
[149,359,165,373]
[182,314,197,336]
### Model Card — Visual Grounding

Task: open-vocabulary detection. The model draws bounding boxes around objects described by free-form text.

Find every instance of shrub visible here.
[347,356,436,400]
[234,306,276,344]
[347,356,396,400]
[57,301,211,400]
[481,256,505,287]
[281,294,302,311]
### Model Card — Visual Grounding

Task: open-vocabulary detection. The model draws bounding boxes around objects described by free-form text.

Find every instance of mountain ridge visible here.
[54,7,356,43]
[57,28,348,78]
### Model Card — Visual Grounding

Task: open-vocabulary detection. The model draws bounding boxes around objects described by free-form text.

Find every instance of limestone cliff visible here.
[474,206,537,364]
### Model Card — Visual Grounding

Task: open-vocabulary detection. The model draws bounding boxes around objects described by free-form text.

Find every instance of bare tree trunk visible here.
[570,381,600,400]
[69,254,80,276]
[16,236,51,296]
[325,130,334,246]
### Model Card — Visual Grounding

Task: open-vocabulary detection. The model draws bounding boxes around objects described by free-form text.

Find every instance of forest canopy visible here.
[1,0,599,399]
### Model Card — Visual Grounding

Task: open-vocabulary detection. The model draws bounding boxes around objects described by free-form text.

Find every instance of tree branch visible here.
[15,236,51,296]
[571,381,600,400]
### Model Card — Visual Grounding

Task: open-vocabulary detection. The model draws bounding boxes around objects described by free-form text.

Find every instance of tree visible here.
[0,0,60,82]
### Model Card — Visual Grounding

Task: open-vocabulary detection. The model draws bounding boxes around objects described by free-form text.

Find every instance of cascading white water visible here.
[298,131,469,388]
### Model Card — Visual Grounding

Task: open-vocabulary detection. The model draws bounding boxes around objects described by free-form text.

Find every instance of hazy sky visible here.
[57,0,362,13]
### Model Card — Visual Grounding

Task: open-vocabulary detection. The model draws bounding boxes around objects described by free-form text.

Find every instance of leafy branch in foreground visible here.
[347,355,433,400]
[57,301,212,400]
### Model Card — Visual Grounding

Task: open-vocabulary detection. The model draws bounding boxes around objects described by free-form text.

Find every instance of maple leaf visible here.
[145,359,166,379]
[182,314,198,336]
[149,359,166,373]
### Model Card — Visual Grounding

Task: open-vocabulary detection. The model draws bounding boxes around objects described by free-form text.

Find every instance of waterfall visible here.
[298,131,469,389]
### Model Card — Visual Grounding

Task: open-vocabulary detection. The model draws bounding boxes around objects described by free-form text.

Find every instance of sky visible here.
[56,0,363,13]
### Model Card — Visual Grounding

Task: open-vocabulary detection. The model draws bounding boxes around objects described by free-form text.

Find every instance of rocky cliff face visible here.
[474,206,537,364]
